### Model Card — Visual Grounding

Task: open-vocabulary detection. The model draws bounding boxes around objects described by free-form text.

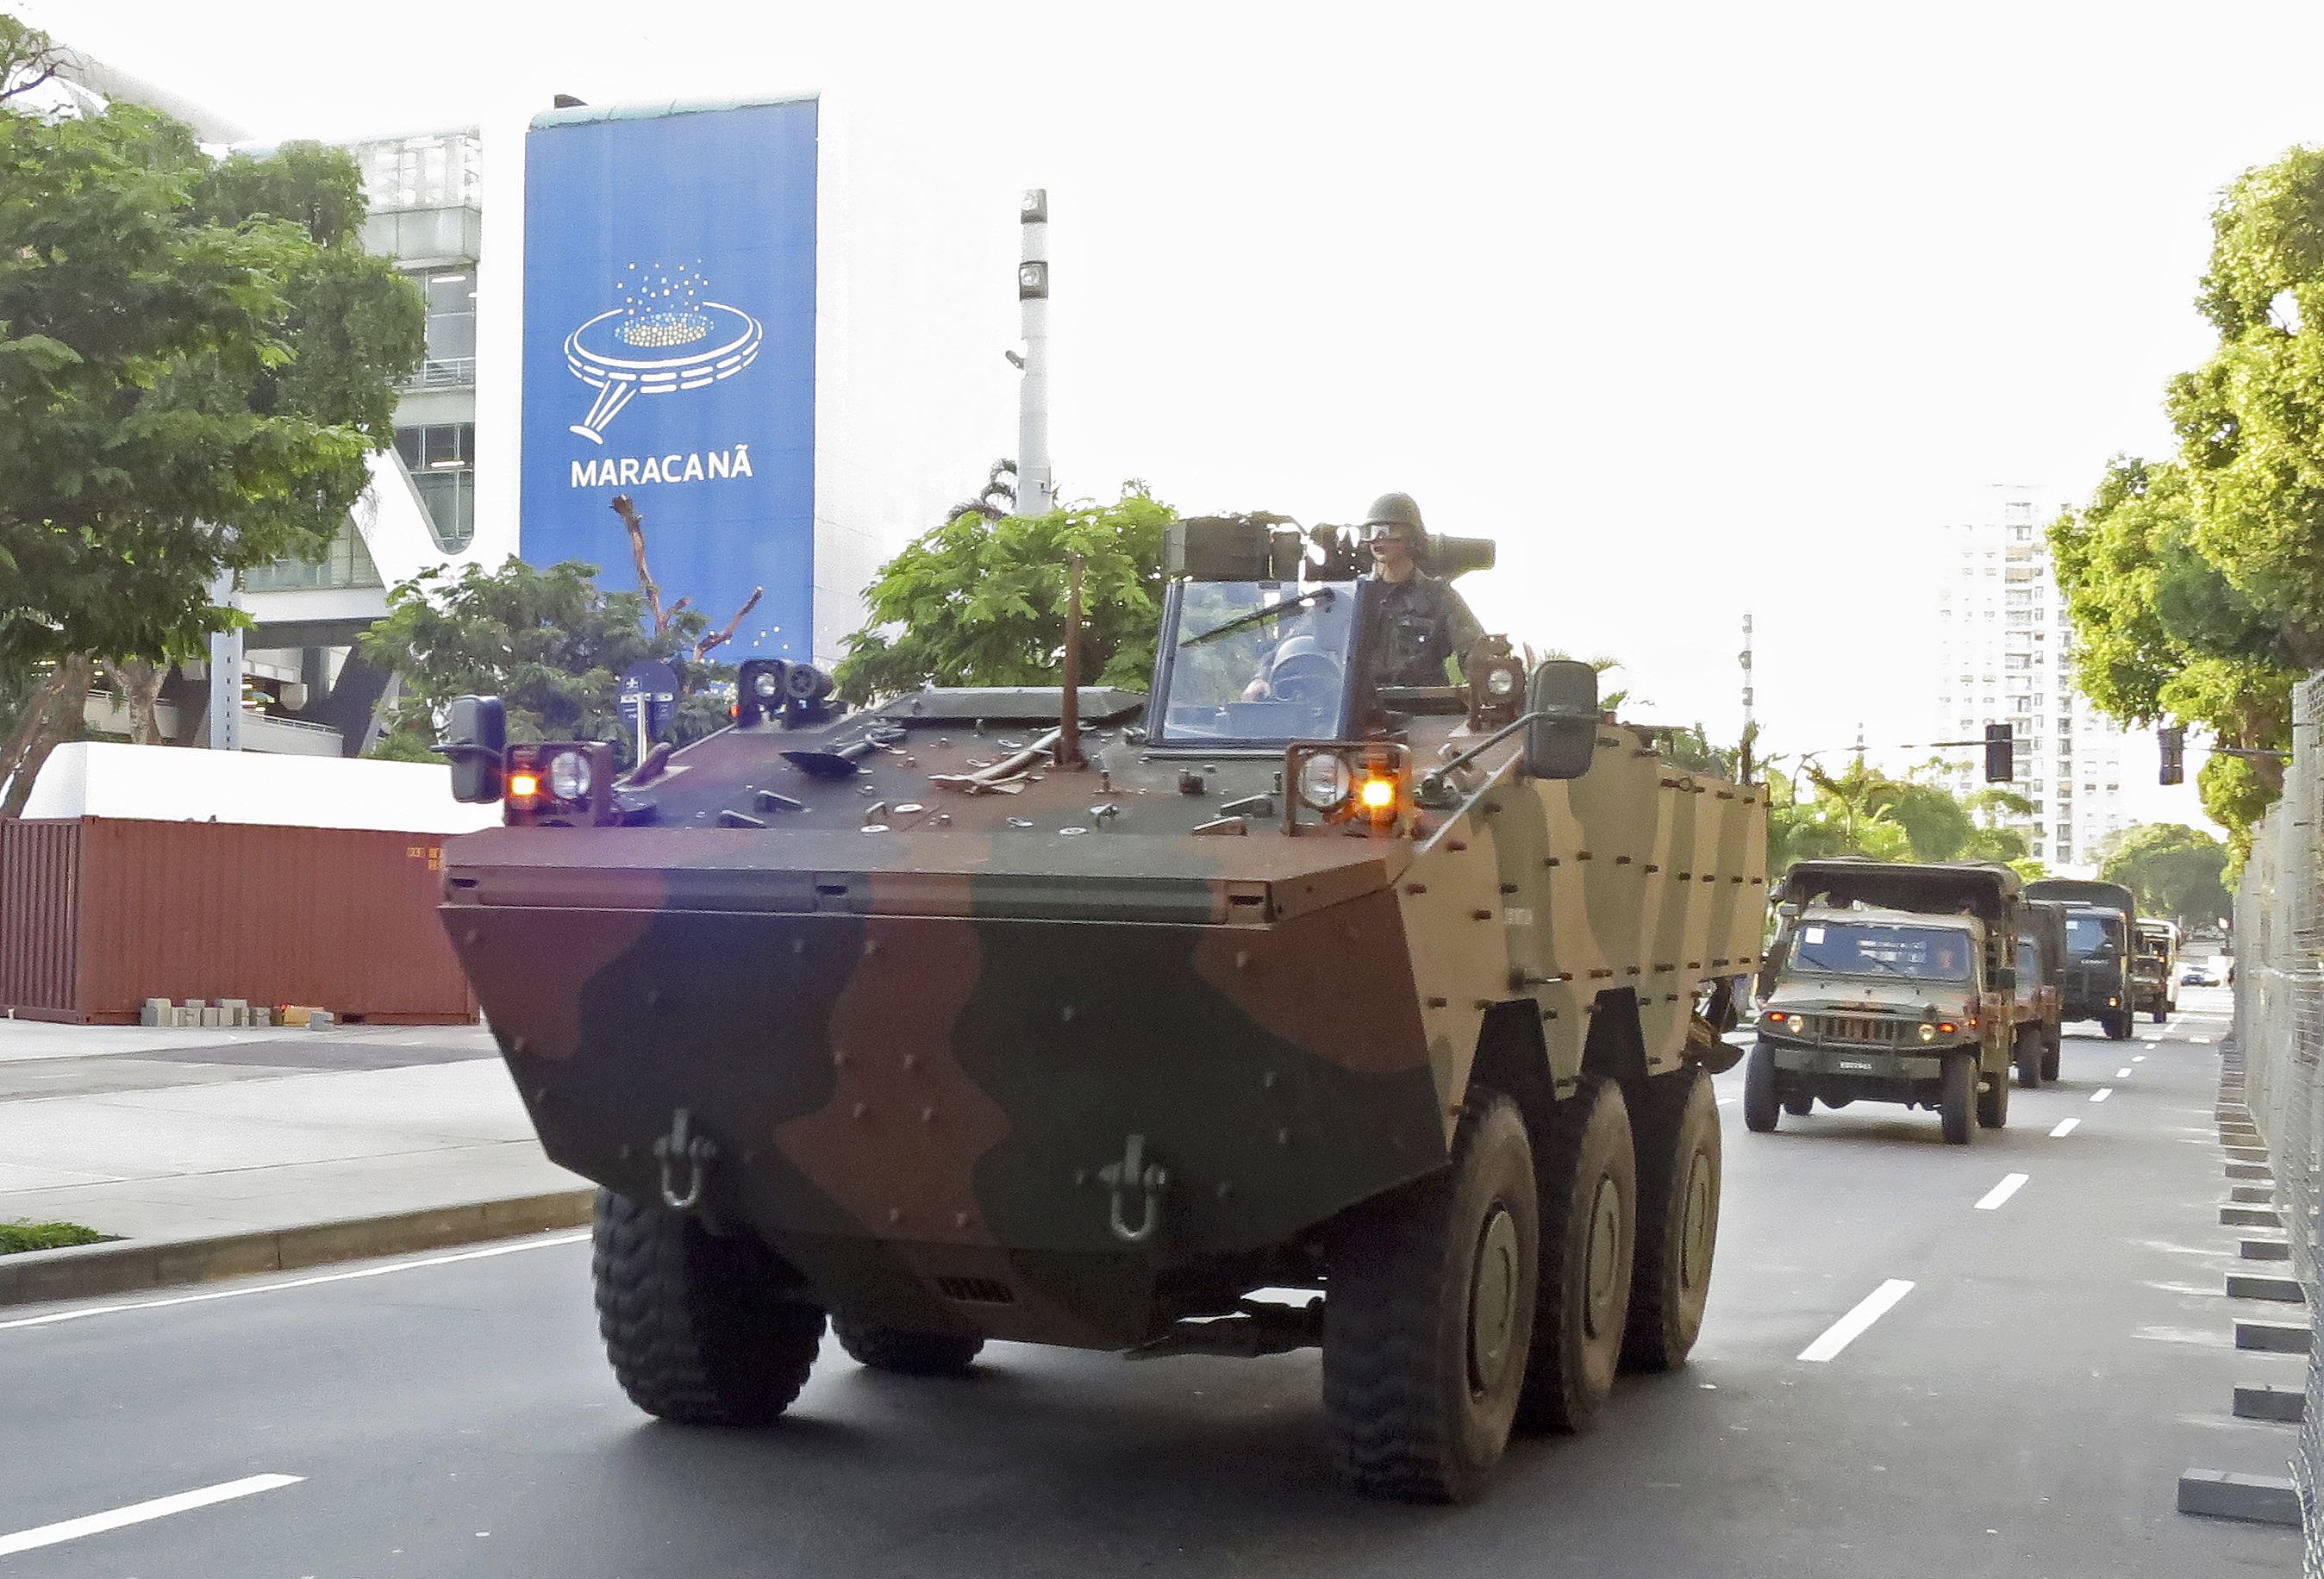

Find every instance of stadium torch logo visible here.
[564,260,764,444]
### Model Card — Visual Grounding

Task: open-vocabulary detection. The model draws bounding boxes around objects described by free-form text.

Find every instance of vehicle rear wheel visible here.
[592,1188,826,1426]
[1515,1078,1638,1435]
[2014,1027,2042,1089]
[1781,1092,1813,1117]
[1621,1069,1720,1373]
[1976,1058,2009,1129]
[2105,1013,2133,1041]
[1939,1052,1975,1145]
[1742,1041,1779,1133]
[833,1320,984,1376]
[1323,1091,1539,1503]
[2152,1006,2167,1024]
[2040,1037,2060,1083]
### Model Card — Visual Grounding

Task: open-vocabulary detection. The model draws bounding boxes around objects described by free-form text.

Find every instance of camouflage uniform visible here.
[1368,571,1484,687]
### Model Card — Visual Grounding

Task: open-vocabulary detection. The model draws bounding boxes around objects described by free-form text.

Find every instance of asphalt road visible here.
[0,988,2296,1576]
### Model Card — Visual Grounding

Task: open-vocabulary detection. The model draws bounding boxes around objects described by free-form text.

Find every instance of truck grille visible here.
[1811,1014,1910,1045]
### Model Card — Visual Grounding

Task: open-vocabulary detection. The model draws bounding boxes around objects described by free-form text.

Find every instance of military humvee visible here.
[2132,919,2180,1024]
[2024,878,2135,1040]
[434,515,1765,1503]
[1750,860,2021,1145]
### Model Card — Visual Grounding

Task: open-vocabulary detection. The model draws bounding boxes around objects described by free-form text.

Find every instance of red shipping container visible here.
[0,817,478,1025]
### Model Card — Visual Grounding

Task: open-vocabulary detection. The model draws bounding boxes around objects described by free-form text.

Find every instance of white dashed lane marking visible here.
[1975,1173,2029,1210]
[1800,1279,1916,1363]
[0,1475,302,1557]
[2051,1118,2080,1138]
[2117,1067,2133,1078]
[2193,1036,2212,1045]
[2133,1055,2146,1063]
[2091,1087,2114,1102]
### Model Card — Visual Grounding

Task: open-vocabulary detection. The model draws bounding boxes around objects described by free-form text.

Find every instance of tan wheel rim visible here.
[1678,1149,1715,1295]
[1584,1176,1622,1339]
[1469,1202,1521,1394]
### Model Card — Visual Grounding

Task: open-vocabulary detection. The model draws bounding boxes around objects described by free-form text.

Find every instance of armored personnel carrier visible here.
[436,515,1767,1503]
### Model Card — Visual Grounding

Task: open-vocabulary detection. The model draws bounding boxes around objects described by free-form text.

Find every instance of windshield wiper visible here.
[1177,586,1334,649]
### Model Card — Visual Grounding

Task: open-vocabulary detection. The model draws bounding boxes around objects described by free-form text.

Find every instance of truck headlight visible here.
[1298,753,1352,811]
[547,749,593,802]
[753,671,782,700]
[1485,666,1521,698]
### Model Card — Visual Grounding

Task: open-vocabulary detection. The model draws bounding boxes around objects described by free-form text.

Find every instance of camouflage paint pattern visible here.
[443,699,1765,1349]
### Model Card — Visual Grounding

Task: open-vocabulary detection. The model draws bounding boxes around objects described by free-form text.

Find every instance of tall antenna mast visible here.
[1739,610,1754,778]
[1016,189,1055,515]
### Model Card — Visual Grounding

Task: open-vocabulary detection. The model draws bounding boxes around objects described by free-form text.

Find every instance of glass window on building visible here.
[396,422,476,552]
[241,517,383,591]
[414,269,477,385]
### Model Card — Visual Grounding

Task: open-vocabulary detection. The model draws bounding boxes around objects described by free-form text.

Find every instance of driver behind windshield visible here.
[1243,491,1484,698]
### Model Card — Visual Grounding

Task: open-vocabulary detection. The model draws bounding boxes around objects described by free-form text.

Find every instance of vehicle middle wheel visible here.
[1976,1056,2009,1129]
[1742,1041,1779,1133]
[1515,1077,1639,1435]
[1782,1093,1814,1117]
[1322,1090,1540,1503]
[1621,1068,1720,1373]
[833,1320,984,1376]
[1939,1052,1975,1145]
[591,1188,827,1426]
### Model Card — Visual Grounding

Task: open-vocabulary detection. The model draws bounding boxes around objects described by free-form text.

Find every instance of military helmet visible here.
[1362,492,1428,557]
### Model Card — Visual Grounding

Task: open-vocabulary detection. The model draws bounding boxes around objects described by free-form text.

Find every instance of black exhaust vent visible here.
[936,1276,1015,1305]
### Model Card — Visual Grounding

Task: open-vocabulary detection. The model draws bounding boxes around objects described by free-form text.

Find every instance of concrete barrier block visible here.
[249,1008,272,1027]
[2227,1272,2305,1302]
[308,1010,335,1029]
[2236,1320,2311,1353]
[2232,1185,2275,1203]
[2224,1206,2285,1228]
[2178,1470,2302,1525]
[2242,1238,2292,1261]
[2229,1163,2275,1181]
[2234,1385,2305,1423]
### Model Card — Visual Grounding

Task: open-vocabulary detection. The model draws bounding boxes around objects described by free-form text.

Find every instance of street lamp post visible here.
[1017,188,1055,516]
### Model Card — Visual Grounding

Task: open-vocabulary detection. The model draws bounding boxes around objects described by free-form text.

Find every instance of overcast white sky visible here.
[35,0,2324,836]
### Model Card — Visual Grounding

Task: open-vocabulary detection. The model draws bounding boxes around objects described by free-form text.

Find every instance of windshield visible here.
[1153,580,1359,746]
[2066,915,2122,958]
[1787,921,1976,983]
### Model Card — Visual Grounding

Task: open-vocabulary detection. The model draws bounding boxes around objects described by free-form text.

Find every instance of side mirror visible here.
[1523,659,1599,781]
[442,694,507,803]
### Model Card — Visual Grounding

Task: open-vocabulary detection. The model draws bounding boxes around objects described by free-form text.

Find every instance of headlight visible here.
[1298,752,1352,811]
[1485,667,1520,698]
[753,671,782,699]
[1919,1022,1937,1042]
[547,749,593,802]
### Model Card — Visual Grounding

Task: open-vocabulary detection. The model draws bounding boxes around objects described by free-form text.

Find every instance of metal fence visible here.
[2233,673,2324,1565]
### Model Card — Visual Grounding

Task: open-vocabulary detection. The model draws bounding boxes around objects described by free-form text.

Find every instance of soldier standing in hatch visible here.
[1359,492,1484,687]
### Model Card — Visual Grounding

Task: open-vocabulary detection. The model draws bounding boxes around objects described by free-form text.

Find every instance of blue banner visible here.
[520,99,817,662]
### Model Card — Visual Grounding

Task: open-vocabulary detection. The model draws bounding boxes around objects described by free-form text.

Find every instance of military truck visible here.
[2021,898,2068,1081]
[2024,878,2135,1040]
[2132,919,2180,1023]
[1747,860,2021,1144]
[434,514,1768,1504]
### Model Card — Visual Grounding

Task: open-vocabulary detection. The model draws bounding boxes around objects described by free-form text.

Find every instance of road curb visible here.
[0,1189,596,1310]
[2177,1469,2302,1526]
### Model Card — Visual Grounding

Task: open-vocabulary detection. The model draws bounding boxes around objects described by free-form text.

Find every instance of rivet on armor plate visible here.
[853,1102,870,1120]
[834,1048,850,1067]
[1404,882,1428,895]
[1427,995,1448,1008]
[955,1210,972,1229]
[618,1144,632,1160]
[1447,839,1467,852]
[1060,1004,1077,1022]
[1261,1070,1278,1089]
[644,988,663,1008]
[864,939,881,957]
[1276,1128,1293,1147]
[1215,1181,1234,1200]
[462,927,478,944]
[921,1107,937,1125]
[792,937,806,955]
[1500,883,1519,895]
[1073,1168,1090,1188]
[1234,950,1251,970]
[511,1036,528,1056]
[901,1052,918,1070]
[887,1208,904,1226]
[1471,908,1493,921]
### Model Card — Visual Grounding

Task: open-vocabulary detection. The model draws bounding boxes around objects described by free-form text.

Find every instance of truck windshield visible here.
[2066,916,2121,958]
[1152,580,1359,746]
[1789,922,1975,983]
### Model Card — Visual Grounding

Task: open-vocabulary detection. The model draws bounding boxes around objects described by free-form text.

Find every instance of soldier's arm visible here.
[1441,585,1486,682]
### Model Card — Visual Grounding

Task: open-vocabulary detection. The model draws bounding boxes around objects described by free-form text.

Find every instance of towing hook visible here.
[1097,1133,1169,1245]
[653,1108,718,1213]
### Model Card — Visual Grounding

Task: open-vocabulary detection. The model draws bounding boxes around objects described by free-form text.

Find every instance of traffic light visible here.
[2159,723,2185,785]
[1984,722,2014,783]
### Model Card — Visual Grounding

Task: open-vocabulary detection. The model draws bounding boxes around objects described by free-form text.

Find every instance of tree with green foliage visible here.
[361,559,735,767]
[0,17,422,813]
[2052,144,2324,866]
[834,488,1175,703]
[1764,757,2043,880]
[2096,822,2233,933]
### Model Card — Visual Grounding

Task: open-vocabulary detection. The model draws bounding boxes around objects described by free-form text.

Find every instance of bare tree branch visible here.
[609,494,671,637]
[694,587,763,663]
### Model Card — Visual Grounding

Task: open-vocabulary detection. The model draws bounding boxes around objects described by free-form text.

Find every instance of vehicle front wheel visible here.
[592,1189,826,1426]
[2152,1007,2167,1024]
[1621,1068,1720,1373]
[1742,1041,1780,1133]
[1515,1078,1638,1434]
[1976,1058,2009,1129]
[1323,1091,1540,1503]
[2014,1028,2043,1089]
[1939,1052,1975,1145]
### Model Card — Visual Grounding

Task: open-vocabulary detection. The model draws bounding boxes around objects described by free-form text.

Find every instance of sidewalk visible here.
[0,1018,584,1298]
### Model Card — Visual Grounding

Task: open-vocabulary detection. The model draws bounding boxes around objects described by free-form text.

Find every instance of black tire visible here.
[592,1188,826,1426]
[1939,1052,1975,1146]
[1782,1092,1814,1118]
[1976,1055,2009,1129]
[2040,1037,2060,1083]
[1621,1069,1720,1373]
[1515,1078,1638,1435]
[2105,1013,2133,1041]
[1323,1092,1540,1503]
[1742,1041,1779,1133]
[2014,1027,2042,1089]
[2152,1007,2167,1024]
[833,1320,984,1376]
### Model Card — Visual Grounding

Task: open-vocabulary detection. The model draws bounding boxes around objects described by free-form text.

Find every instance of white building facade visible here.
[1931,486,2131,874]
